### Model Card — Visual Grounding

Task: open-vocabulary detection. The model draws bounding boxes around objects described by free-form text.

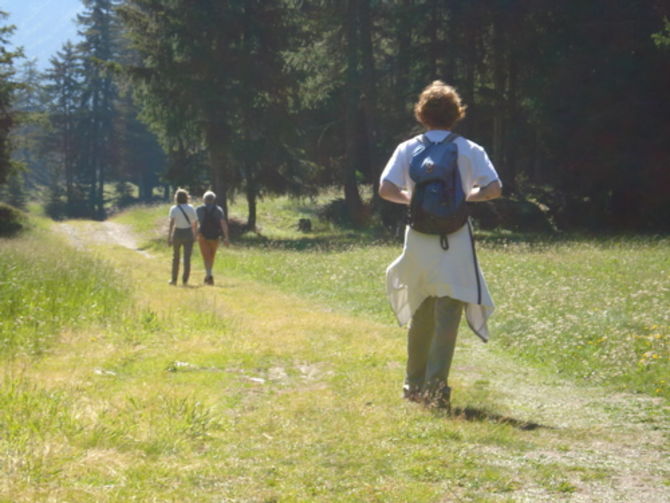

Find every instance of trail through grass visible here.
[0,205,668,502]
[121,201,669,399]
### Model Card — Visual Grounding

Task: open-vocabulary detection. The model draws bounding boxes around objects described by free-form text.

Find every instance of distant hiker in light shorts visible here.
[379,81,503,411]
[168,188,198,285]
[196,191,230,285]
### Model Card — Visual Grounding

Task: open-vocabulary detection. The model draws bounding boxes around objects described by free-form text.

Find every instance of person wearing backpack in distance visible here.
[196,191,230,285]
[378,81,502,411]
[168,188,198,286]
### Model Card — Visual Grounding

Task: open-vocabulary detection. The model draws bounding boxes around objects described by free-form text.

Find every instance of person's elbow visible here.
[488,180,503,200]
[378,182,387,199]
[378,180,394,201]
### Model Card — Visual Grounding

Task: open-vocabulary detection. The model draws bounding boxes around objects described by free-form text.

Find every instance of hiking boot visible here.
[168,280,177,285]
[427,385,452,412]
[402,384,422,403]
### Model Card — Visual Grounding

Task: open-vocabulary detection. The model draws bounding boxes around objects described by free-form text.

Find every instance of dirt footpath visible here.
[57,221,153,258]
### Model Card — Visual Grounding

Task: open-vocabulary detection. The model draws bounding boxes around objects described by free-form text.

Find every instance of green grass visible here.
[486,237,669,397]
[224,198,670,400]
[0,228,130,357]
[116,197,670,399]
[0,195,667,502]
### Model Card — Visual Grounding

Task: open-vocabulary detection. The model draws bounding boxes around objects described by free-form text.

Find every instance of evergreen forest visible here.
[1,0,669,232]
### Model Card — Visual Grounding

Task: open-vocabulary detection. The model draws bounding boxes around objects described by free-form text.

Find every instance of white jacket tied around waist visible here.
[380,129,501,342]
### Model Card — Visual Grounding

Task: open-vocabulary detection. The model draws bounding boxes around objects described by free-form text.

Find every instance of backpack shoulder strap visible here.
[438,132,459,144]
[177,204,191,225]
[417,134,433,146]
[419,132,458,146]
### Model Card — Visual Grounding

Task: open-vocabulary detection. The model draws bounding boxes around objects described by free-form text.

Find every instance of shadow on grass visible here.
[449,406,552,431]
[225,226,667,254]
[147,226,667,255]
[233,229,398,252]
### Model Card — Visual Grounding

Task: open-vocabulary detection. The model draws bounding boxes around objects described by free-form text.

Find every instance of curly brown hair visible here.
[413,80,467,130]
[174,188,189,205]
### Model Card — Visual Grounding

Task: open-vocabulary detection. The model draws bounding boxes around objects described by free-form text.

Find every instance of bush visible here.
[0,203,28,237]
[469,197,556,233]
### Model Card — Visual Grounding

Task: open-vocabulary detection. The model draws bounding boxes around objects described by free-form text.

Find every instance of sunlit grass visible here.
[485,238,670,397]
[0,232,549,502]
[220,197,670,399]
[2,196,666,501]
[116,196,670,399]
[0,229,129,357]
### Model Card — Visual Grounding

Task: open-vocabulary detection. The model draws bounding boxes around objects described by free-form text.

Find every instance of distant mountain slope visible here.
[4,0,83,69]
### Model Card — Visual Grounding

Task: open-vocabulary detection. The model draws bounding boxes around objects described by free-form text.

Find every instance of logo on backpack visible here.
[408,133,468,249]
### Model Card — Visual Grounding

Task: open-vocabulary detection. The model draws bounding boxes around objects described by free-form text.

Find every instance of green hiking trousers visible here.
[405,296,464,394]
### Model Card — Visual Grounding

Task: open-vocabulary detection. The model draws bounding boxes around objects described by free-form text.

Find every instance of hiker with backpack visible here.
[196,191,230,285]
[168,188,198,286]
[378,81,502,411]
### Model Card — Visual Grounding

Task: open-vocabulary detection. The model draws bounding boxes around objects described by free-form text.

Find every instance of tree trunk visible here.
[462,10,476,138]
[358,0,379,199]
[428,0,439,79]
[445,2,458,83]
[395,0,412,126]
[97,124,105,219]
[205,122,229,219]
[506,40,518,190]
[64,118,74,205]
[344,0,364,226]
[492,13,506,189]
[245,169,257,231]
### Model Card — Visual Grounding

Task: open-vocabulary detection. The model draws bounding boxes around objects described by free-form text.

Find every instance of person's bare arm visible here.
[466,180,502,202]
[378,180,410,205]
[168,218,175,245]
[220,219,230,246]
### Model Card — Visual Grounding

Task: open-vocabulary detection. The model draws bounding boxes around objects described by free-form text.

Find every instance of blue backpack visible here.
[199,205,222,239]
[408,133,469,249]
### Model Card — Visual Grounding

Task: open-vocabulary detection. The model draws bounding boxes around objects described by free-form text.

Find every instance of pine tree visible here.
[77,0,120,218]
[11,60,48,192]
[0,10,21,186]
[43,42,85,212]
[119,0,306,227]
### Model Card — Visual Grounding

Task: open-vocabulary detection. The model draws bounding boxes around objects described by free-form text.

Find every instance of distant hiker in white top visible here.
[167,188,198,285]
[379,80,502,411]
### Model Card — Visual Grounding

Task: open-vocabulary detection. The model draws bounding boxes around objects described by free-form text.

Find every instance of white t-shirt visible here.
[169,204,197,229]
[380,130,501,341]
[380,129,501,197]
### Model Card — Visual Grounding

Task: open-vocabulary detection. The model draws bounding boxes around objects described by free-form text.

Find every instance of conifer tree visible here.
[119,0,303,226]
[43,42,85,212]
[77,0,120,218]
[0,10,21,186]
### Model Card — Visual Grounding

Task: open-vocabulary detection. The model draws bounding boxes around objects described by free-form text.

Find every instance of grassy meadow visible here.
[122,197,669,399]
[0,227,129,357]
[0,198,668,502]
